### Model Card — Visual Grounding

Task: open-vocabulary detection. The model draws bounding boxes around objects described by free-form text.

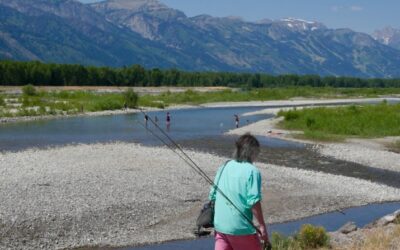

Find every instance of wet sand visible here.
[179,136,400,188]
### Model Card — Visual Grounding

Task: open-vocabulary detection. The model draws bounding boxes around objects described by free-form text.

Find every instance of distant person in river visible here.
[209,133,269,250]
[234,114,240,128]
[144,114,149,126]
[166,112,171,131]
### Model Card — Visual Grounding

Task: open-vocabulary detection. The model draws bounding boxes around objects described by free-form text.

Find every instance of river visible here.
[1,102,399,250]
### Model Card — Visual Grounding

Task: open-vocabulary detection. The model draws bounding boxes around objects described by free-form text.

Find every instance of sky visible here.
[79,0,400,33]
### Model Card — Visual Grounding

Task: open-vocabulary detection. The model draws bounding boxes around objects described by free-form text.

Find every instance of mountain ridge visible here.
[373,26,400,50]
[1,0,400,78]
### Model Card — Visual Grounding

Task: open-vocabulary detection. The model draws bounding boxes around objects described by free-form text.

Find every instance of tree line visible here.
[1,60,400,88]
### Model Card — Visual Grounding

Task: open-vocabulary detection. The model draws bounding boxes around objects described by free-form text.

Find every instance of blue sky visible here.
[80,0,399,33]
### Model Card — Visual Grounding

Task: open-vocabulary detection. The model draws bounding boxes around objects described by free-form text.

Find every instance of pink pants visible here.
[215,231,262,250]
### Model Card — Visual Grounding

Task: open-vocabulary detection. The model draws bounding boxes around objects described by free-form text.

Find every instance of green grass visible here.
[0,95,5,106]
[139,87,400,107]
[278,102,400,141]
[46,90,124,111]
[2,86,400,118]
[0,89,127,118]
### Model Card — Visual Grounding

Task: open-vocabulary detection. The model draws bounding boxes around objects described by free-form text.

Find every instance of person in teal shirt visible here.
[209,133,269,250]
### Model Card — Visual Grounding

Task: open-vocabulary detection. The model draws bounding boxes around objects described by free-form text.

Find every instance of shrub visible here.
[295,224,329,249]
[17,108,38,117]
[306,117,316,128]
[21,96,44,107]
[0,95,5,106]
[153,101,165,109]
[0,110,13,118]
[270,225,329,250]
[283,110,300,121]
[22,84,37,96]
[123,88,139,108]
[394,214,400,224]
[48,107,57,115]
[56,90,72,99]
[138,98,166,109]
[93,99,123,111]
[271,232,299,250]
[348,105,359,113]
[37,105,46,115]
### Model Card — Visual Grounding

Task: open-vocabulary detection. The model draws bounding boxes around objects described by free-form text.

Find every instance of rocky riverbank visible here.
[1,142,400,249]
[330,209,400,249]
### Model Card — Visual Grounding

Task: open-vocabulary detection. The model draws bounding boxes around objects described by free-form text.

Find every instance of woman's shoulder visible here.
[227,160,260,173]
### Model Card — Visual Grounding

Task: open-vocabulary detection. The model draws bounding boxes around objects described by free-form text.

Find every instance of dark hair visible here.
[233,133,260,163]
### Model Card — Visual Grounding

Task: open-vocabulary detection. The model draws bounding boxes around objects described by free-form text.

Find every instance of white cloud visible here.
[331,5,363,12]
[350,5,363,12]
[331,5,340,12]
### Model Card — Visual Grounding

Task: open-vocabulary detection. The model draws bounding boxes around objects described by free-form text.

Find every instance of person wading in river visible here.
[144,114,149,127]
[234,114,239,128]
[166,112,171,131]
[209,133,269,250]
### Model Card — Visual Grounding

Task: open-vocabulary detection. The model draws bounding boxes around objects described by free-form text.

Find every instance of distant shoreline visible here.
[1,97,397,124]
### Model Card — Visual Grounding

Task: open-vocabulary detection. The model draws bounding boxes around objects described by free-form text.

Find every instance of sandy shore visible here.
[1,142,400,249]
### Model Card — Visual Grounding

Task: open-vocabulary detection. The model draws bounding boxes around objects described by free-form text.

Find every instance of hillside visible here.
[1,0,400,77]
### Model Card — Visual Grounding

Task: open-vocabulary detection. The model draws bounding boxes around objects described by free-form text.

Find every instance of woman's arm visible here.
[252,201,269,243]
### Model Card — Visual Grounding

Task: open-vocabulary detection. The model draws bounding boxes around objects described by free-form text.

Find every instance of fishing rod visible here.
[138,109,264,236]
[137,120,207,180]
[139,109,215,185]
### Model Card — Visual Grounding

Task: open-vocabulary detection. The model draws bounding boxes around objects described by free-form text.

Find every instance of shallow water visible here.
[0,106,274,152]
[121,202,400,250]
[2,99,397,152]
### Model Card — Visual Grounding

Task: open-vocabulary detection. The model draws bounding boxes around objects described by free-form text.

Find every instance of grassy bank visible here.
[270,219,400,250]
[0,87,136,118]
[139,87,400,106]
[278,102,400,141]
[333,224,400,250]
[1,86,400,119]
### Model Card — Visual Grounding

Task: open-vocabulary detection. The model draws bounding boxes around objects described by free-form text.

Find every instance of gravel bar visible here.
[315,143,400,173]
[1,143,400,249]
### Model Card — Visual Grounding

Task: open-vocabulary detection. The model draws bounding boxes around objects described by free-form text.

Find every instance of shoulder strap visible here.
[211,160,230,198]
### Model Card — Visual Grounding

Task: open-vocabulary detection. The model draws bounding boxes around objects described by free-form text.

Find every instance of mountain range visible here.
[373,27,400,51]
[1,0,400,78]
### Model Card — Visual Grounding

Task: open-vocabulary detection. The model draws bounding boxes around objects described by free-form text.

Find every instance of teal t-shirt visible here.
[209,160,262,235]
